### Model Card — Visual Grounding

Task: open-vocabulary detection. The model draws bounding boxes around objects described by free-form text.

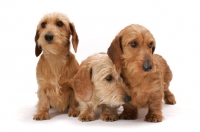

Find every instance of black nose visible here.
[45,33,54,42]
[124,95,131,103]
[143,59,152,72]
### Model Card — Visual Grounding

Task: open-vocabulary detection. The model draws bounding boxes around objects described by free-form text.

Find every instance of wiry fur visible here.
[33,12,80,120]
[107,24,176,122]
[72,53,130,122]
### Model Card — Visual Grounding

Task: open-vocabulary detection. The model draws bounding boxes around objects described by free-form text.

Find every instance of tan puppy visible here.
[107,24,176,122]
[72,53,131,122]
[33,12,80,120]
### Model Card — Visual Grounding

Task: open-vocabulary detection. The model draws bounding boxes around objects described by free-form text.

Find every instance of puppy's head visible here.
[35,12,78,57]
[72,53,131,107]
[107,24,156,74]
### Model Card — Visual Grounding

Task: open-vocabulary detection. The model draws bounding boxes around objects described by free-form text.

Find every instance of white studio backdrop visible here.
[0,0,200,132]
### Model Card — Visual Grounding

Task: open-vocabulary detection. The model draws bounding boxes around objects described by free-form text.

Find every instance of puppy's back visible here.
[153,54,172,82]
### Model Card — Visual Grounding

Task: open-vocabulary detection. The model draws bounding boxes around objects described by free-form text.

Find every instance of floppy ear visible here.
[69,22,79,53]
[73,66,93,102]
[107,36,123,70]
[35,30,42,57]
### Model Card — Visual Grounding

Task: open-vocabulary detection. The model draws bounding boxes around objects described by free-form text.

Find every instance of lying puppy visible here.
[33,12,80,120]
[107,24,176,122]
[72,53,131,122]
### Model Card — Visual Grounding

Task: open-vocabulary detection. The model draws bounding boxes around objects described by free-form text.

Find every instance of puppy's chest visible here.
[129,83,152,107]
[48,61,67,78]
[37,56,70,84]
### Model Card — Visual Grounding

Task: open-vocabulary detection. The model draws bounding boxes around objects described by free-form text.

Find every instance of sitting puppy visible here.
[107,24,176,122]
[72,53,131,122]
[33,12,80,120]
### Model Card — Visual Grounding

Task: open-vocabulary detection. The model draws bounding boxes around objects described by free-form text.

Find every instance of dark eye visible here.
[130,41,138,48]
[41,22,46,28]
[56,21,63,27]
[105,75,113,81]
[149,42,153,48]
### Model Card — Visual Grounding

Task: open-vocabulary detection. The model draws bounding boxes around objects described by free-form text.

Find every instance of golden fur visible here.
[33,12,80,120]
[107,24,176,122]
[72,53,131,122]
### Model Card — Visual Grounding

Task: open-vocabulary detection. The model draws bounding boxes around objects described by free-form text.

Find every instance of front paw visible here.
[145,113,163,122]
[100,113,118,122]
[33,113,50,120]
[68,108,80,117]
[78,114,95,122]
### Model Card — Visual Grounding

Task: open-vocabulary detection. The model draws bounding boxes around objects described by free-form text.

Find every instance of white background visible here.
[0,0,200,131]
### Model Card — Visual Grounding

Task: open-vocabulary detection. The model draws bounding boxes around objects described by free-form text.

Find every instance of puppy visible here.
[72,53,131,122]
[33,12,80,120]
[107,24,176,122]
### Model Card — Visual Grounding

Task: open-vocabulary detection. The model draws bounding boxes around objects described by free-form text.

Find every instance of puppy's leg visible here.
[33,89,50,120]
[145,91,163,122]
[119,103,138,120]
[164,85,176,104]
[78,102,95,122]
[163,66,176,104]
[100,105,119,122]
[68,92,80,117]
